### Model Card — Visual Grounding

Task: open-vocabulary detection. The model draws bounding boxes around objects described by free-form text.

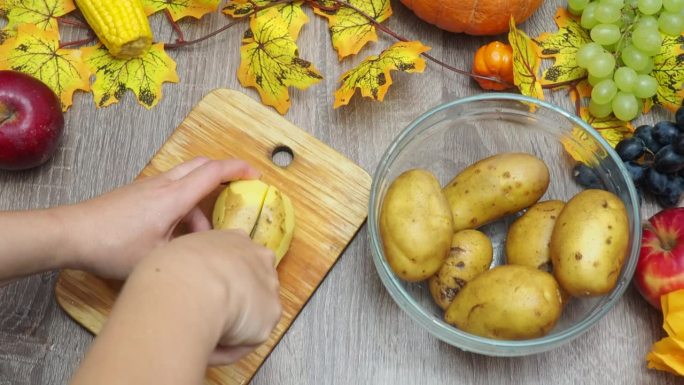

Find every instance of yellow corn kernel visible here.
[75,0,153,59]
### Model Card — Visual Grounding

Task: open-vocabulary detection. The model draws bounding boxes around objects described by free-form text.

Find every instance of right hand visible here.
[134,229,282,366]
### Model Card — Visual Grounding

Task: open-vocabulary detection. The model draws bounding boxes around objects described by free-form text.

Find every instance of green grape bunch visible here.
[568,0,684,121]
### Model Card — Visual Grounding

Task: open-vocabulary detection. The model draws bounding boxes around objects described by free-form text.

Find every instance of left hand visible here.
[57,157,259,279]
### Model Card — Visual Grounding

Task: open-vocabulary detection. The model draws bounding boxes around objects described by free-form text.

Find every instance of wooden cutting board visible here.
[54,89,372,385]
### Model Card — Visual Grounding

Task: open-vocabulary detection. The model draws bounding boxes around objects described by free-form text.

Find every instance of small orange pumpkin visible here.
[399,0,544,36]
[473,41,514,91]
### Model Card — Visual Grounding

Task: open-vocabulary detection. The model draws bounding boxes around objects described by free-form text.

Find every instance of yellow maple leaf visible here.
[141,0,220,21]
[534,8,590,85]
[223,0,308,39]
[334,41,429,108]
[313,0,392,60]
[0,23,89,111]
[81,43,179,109]
[561,107,634,164]
[652,34,684,112]
[3,0,75,32]
[509,17,544,101]
[238,9,322,115]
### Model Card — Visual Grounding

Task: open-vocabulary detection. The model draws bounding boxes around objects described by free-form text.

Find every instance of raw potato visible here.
[380,169,454,282]
[506,200,565,271]
[443,153,550,231]
[213,180,295,266]
[550,189,629,297]
[445,265,563,340]
[429,230,493,310]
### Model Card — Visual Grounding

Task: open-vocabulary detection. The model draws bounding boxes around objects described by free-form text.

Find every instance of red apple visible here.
[0,70,64,170]
[634,207,684,309]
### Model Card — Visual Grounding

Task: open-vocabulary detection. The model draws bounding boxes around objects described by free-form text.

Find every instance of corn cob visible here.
[75,0,153,59]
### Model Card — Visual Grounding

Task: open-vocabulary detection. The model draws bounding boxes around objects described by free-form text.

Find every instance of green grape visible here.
[581,3,600,29]
[638,57,655,74]
[614,66,638,92]
[631,25,663,56]
[638,0,663,14]
[658,12,684,35]
[591,23,622,45]
[663,0,684,11]
[603,0,626,6]
[568,0,591,8]
[638,15,659,29]
[589,74,610,86]
[576,42,604,68]
[592,79,619,104]
[595,3,622,23]
[621,45,650,71]
[569,5,584,15]
[589,99,614,118]
[612,92,639,121]
[588,52,616,78]
[634,74,658,98]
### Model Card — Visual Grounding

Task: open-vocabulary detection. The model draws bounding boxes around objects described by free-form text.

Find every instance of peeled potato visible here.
[213,180,295,266]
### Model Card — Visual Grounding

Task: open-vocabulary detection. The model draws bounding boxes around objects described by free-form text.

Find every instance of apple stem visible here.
[643,221,675,251]
[0,104,13,126]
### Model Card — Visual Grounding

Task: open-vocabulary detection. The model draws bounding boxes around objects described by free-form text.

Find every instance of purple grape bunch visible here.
[573,106,684,208]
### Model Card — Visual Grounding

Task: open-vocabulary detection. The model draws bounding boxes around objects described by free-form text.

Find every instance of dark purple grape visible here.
[674,134,684,155]
[653,121,680,145]
[657,192,682,208]
[676,106,684,131]
[624,161,648,185]
[657,176,684,208]
[634,125,662,154]
[615,137,646,161]
[654,145,684,173]
[573,164,601,189]
[645,168,670,195]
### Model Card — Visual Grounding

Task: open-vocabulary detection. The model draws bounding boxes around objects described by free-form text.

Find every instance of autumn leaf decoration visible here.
[141,0,221,21]
[224,0,427,113]
[0,23,90,110]
[334,41,429,108]
[508,17,543,101]
[534,8,590,85]
[82,44,179,109]
[313,0,392,60]
[519,7,684,120]
[0,0,439,113]
[652,34,684,112]
[237,9,322,114]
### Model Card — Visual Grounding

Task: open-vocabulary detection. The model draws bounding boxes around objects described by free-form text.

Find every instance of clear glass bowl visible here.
[368,93,641,356]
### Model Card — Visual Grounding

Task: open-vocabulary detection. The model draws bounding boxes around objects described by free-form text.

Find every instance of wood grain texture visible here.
[54,89,372,385]
[0,1,681,384]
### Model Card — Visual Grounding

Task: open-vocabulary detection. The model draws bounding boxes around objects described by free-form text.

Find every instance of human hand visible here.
[123,230,281,366]
[58,157,259,279]
[69,230,282,385]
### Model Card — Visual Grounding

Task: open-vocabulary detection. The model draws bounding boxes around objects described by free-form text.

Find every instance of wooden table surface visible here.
[0,1,679,384]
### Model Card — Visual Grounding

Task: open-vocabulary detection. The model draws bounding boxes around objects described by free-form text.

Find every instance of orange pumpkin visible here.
[399,0,544,36]
[473,41,514,91]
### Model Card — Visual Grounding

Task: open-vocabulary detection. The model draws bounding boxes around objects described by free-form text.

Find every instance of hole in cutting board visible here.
[271,145,294,168]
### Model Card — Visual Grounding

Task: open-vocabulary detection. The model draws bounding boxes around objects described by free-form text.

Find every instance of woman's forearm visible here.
[0,208,76,284]
[69,253,226,385]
